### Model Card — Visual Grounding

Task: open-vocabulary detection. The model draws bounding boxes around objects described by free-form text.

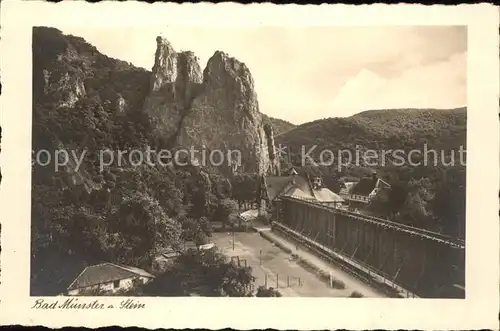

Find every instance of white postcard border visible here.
[0,2,498,329]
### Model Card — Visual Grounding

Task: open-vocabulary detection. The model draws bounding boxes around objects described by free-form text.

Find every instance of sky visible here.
[58,26,467,125]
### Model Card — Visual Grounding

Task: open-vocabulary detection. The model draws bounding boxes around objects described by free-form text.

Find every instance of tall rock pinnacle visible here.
[144,37,279,175]
[150,36,178,92]
[144,36,204,138]
[150,36,203,94]
[183,50,277,174]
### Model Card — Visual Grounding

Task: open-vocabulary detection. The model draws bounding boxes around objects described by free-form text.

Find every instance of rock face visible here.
[32,27,151,194]
[42,68,86,108]
[264,123,280,176]
[145,37,279,175]
[144,37,204,144]
[150,37,178,91]
[115,94,127,113]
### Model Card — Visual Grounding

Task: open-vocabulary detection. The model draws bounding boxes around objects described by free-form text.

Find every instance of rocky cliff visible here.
[32,27,152,192]
[144,37,279,175]
[33,28,280,178]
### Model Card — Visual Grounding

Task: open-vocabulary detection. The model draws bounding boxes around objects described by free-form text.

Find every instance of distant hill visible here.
[276,108,466,156]
[276,108,467,239]
[261,114,295,136]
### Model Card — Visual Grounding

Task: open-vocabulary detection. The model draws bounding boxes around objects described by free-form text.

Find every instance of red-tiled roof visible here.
[67,263,155,291]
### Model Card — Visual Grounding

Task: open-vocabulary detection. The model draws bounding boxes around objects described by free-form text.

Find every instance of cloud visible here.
[330,52,466,117]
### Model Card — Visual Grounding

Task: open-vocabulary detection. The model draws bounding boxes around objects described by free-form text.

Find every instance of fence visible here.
[230,256,248,268]
[261,273,303,289]
[345,194,371,203]
[230,255,303,290]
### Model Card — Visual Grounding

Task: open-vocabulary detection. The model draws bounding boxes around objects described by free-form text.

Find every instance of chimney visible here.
[313,176,322,190]
[291,168,298,184]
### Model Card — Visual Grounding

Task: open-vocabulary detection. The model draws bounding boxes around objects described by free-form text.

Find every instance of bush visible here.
[296,257,317,273]
[318,270,330,282]
[213,198,239,228]
[349,290,364,298]
[255,286,282,297]
[259,231,292,254]
[331,278,346,289]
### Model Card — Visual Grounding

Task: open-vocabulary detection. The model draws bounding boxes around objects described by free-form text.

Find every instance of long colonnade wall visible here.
[278,198,465,298]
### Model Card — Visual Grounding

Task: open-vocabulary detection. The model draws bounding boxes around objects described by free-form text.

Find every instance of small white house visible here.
[66,263,155,295]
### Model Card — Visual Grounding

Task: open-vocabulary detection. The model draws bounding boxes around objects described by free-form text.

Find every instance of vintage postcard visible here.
[0,1,499,329]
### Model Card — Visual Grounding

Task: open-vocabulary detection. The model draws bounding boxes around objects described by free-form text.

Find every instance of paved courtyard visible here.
[211,230,385,297]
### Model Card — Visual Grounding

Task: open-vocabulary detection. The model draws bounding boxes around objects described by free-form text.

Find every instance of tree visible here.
[431,166,466,238]
[366,189,390,216]
[386,181,408,217]
[213,198,239,229]
[180,216,212,247]
[210,173,232,199]
[190,173,210,218]
[141,167,184,217]
[231,173,258,209]
[398,177,435,229]
[143,249,255,297]
[106,192,182,268]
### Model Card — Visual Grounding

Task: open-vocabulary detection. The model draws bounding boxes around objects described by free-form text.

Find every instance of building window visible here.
[113,280,120,289]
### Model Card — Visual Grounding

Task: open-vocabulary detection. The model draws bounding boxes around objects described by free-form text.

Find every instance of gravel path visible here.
[211,231,386,298]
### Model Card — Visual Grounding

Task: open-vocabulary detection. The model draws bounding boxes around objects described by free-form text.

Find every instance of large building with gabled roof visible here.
[258,168,344,216]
